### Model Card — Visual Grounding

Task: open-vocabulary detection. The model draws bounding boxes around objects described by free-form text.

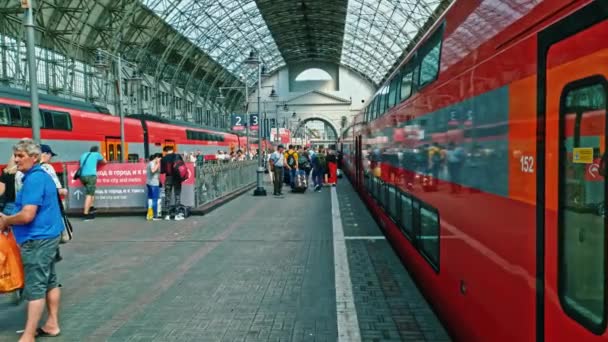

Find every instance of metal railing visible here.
[194,160,257,207]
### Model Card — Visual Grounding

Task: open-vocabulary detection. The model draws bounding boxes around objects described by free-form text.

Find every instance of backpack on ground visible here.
[172,159,189,182]
[175,204,191,218]
[286,152,296,167]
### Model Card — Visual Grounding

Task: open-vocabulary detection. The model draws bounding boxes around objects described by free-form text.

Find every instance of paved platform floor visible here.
[0,179,450,342]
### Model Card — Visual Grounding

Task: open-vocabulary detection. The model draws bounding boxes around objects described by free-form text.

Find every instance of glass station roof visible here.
[141,0,447,86]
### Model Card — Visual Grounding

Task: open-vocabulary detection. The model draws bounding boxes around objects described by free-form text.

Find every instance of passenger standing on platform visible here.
[269,144,286,196]
[146,153,162,221]
[326,149,338,186]
[299,146,312,184]
[161,146,185,221]
[284,145,298,189]
[0,156,17,215]
[266,148,275,183]
[39,145,67,196]
[0,138,64,342]
[79,146,106,221]
[311,147,326,192]
[15,144,66,197]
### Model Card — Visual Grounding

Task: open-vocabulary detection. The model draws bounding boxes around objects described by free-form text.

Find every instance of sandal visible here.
[36,327,61,337]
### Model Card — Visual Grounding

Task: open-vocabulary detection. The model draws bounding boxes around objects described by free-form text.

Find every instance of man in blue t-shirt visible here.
[79,146,106,220]
[0,138,64,341]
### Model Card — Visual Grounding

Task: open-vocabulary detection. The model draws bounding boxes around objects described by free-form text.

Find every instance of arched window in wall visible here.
[295,68,333,81]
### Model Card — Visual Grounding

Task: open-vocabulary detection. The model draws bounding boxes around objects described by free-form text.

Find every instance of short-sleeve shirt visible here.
[41,163,62,189]
[270,151,285,167]
[12,164,63,244]
[284,150,298,166]
[80,152,104,177]
[147,161,160,186]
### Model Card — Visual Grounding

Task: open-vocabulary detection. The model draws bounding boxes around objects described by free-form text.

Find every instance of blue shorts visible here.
[20,236,61,300]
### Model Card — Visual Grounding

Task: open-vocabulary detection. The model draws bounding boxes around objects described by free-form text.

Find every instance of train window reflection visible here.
[401,70,413,101]
[388,77,399,108]
[559,79,607,332]
[419,206,440,270]
[420,42,441,87]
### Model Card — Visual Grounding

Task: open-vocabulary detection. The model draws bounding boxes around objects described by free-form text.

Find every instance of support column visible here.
[24,0,41,143]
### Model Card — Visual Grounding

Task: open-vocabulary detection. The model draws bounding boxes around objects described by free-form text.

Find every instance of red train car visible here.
[342,0,608,341]
[0,86,245,164]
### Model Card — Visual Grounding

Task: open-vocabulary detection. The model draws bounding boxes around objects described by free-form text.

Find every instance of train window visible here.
[20,107,32,127]
[401,68,414,101]
[369,97,376,120]
[558,79,607,332]
[419,204,440,271]
[42,110,53,128]
[0,106,8,125]
[387,185,398,220]
[52,111,71,130]
[9,107,22,126]
[388,77,399,108]
[418,27,444,88]
[400,193,414,239]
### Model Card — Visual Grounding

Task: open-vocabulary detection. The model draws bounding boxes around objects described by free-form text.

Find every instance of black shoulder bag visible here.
[73,152,92,181]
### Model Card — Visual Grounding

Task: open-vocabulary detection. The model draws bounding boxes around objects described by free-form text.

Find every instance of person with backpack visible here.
[284,145,299,189]
[298,146,312,184]
[311,147,327,192]
[160,146,187,221]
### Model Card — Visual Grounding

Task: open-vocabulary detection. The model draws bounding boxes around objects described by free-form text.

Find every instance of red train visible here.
[341,0,608,341]
[0,86,262,164]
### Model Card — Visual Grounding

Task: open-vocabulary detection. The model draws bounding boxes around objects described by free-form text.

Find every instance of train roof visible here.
[126,113,240,135]
[0,85,110,114]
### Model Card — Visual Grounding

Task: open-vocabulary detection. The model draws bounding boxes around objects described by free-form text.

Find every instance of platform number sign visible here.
[231,114,245,131]
[250,114,259,130]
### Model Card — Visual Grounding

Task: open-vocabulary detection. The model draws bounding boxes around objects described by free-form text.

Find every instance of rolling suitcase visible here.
[293,170,308,193]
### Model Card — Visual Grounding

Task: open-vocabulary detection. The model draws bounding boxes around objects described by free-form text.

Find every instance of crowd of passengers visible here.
[267,144,341,196]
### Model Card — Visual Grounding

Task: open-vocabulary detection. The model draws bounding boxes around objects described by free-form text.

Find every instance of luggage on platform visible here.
[293,170,308,193]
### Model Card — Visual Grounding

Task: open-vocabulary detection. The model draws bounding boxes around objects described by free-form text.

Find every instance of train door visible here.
[104,137,126,162]
[539,2,608,341]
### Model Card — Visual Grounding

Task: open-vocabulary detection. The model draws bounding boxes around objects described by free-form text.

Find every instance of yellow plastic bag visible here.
[0,229,24,293]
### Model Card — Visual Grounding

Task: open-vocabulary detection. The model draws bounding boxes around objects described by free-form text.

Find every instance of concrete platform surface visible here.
[0,180,450,342]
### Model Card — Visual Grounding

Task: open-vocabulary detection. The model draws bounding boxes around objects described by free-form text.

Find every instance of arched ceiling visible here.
[0,0,451,114]
[144,0,452,86]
